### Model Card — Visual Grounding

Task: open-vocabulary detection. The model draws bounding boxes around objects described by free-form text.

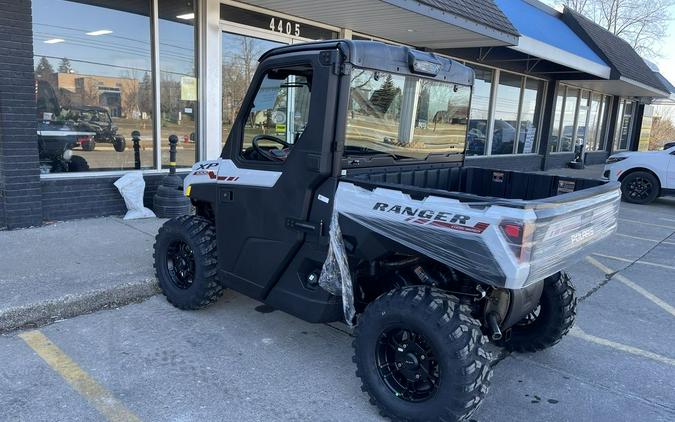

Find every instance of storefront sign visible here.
[523,125,536,154]
[221,4,337,40]
[181,76,197,101]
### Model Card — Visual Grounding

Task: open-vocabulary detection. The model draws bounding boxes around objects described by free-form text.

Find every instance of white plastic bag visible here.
[114,172,156,220]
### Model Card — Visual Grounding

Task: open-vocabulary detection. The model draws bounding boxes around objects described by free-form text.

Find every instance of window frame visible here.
[458,64,547,157]
[551,83,612,154]
[37,0,201,179]
[231,61,316,170]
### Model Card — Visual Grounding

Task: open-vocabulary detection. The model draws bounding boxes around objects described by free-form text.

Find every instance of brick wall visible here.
[41,172,187,222]
[544,152,575,170]
[0,0,42,229]
[465,154,543,171]
[585,151,609,165]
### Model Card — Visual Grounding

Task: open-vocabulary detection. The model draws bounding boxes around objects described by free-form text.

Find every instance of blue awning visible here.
[494,0,610,78]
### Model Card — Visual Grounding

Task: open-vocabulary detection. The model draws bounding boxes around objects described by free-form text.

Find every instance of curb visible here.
[0,278,160,334]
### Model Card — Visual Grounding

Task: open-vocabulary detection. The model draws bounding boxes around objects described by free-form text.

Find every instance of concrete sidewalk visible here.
[0,217,165,332]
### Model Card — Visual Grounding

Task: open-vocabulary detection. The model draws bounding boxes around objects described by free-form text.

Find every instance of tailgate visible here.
[334,181,620,289]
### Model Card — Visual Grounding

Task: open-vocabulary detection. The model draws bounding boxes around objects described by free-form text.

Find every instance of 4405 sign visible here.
[269,17,301,37]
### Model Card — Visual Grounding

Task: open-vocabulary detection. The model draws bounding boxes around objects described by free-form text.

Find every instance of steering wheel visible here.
[252,134,290,162]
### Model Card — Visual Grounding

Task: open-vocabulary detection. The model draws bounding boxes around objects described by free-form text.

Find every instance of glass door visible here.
[220,22,313,148]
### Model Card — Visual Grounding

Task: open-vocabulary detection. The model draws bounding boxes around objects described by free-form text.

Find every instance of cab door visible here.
[214,51,338,300]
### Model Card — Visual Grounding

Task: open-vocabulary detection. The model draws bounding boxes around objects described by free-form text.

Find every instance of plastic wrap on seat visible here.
[331,181,620,289]
[318,209,356,326]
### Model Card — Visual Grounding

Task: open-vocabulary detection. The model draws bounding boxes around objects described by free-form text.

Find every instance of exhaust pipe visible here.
[486,312,502,341]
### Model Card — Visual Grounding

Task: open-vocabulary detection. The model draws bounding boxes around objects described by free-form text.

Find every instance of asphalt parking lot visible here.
[1,199,674,422]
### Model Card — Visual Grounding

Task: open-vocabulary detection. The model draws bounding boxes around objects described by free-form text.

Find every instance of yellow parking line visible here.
[569,326,675,366]
[18,330,142,422]
[591,253,675,271]
[618,218,675,230]
[585,256,675,318]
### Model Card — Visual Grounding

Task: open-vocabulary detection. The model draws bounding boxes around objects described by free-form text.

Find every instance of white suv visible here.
[603,145,675,204]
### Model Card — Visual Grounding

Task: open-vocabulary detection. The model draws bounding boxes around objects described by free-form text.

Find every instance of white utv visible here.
[154,40,620,421]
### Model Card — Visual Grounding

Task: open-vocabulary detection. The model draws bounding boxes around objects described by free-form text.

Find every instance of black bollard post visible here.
[152,134,192,218]
[168,134,178,175]
[132,130,141,170]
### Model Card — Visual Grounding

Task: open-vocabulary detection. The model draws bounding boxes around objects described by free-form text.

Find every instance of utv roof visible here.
[259,40,474,86]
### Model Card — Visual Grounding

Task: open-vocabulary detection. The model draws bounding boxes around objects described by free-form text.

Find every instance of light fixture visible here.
[44,38,65,44]
[86,29,113,36]
[407,29,415,32]
[176,13,195,20]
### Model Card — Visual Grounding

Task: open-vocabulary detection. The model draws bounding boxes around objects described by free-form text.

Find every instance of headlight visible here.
[606,156,627,164]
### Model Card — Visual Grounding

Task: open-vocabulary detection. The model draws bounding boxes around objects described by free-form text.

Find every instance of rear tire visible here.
[501,272,576,353]
[113,137,126,152]
[354,286,492,422]
[621,171,659,204]
[68,156,89,172]
[154,215,224,310]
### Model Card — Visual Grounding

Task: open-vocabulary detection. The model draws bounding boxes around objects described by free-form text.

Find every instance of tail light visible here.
[77,135,92,145]
[499,220,533,262]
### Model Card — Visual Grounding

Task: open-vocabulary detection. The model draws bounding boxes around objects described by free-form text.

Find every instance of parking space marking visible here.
[618,218,675,230]
[659,217,675,223]
[570,327,675,366]
[18,330,142,422]
[614,233,660,243]
[586,256,675,318]
[591,253,675,271]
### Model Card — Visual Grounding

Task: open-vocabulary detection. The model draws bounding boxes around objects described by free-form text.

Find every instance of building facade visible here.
[0,0,672,229]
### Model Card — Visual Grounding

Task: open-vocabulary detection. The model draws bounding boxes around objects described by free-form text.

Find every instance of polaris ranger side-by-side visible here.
[154,41,620,421]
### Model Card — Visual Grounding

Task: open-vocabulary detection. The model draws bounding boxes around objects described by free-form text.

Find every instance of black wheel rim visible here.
[166,240,195,289]
[375,327,440,402]
[516,305,541,327]
[628,177,653,201]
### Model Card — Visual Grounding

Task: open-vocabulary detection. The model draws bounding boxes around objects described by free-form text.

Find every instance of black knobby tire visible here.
[502,272,576,353]
[113,137,126,152]
[154,215,224,310]
[621,171,660,204]
[68,156,90,172]
[354,286,492,422]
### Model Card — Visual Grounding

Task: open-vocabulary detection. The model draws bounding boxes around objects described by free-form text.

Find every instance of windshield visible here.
[345,69,471,160]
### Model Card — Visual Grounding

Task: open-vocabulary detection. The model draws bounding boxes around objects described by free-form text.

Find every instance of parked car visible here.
[603,145,675,204]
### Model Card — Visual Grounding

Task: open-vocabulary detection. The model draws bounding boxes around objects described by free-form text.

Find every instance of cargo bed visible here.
[335,164,620,289]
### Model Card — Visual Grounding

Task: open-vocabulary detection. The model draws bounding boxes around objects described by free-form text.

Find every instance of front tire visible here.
[501,272,576,353]
[354,286,492,422]
[154,215,224,310]
[621,171,659,204]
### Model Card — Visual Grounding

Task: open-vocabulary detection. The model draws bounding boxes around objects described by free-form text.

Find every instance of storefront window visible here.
[559,87,578,152]
[614,99,634,151]
[550,89,565,152]
[158,0,198,169]
[576,90,590,150]
[33,0,154,174]
[492,72,522,155]
[221,33,285,147]
[586,93,602,150]
[518,78,544,154]
[466,65,492,156]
